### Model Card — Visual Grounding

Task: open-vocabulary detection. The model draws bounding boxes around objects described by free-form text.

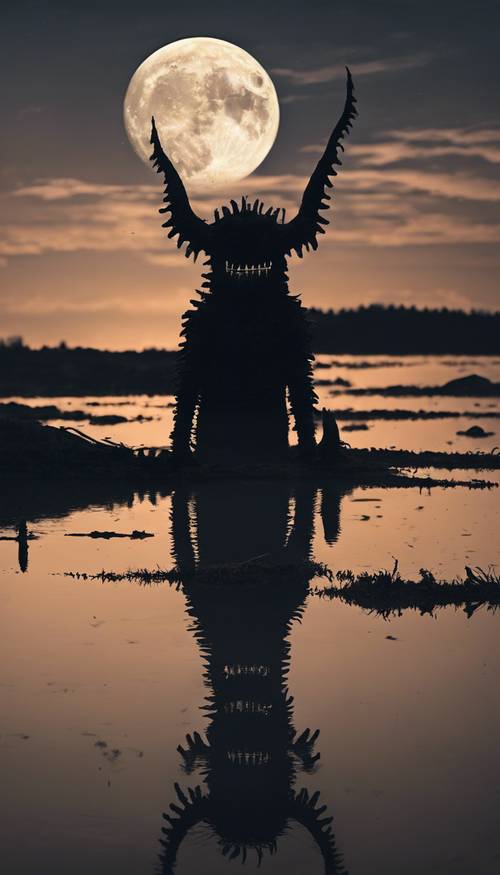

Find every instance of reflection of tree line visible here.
[0,480,141,574]
[157,483,349,873]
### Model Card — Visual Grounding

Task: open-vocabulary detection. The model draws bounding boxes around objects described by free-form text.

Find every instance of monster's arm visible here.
[170,308,202,458]
[171,372,199,459]
[287,302,318,456]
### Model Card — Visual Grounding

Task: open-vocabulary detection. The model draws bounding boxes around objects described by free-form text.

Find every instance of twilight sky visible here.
[1,0,499,349]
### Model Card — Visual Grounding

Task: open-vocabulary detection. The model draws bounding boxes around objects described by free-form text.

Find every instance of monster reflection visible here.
[158,481,349,873]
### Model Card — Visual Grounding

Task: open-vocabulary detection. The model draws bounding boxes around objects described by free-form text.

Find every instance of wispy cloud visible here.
[1,205,159,259]
[2,139,500,268]
[278,94,312,106]
[302,128,500,166]
[14,175,308,203]
[333,211,500,246]
[2,293,186,315]
[345,167,500,201]
[395,128,500,145]
[296,126,500,245]
[1,176,307,262]
[272,54,432,86]
[13,179,156,201]
[142,253,188,268]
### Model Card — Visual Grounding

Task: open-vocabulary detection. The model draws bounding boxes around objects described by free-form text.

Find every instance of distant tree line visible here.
[307,305,500,354]
[0,343,177,396]
[1,306,498,396]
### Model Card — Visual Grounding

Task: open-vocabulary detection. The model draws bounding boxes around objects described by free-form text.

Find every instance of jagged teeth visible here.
[226,750,271,765]
[225,261,272,277]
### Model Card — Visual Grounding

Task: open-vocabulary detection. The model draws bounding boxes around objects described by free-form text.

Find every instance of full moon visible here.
[124,37,280,190]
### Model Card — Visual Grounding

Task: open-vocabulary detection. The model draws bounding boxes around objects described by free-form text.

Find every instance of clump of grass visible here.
[65,567,182,586]
[313,560,500,617]
[65,559,332,588]
[65,530,154,540]
[65,560,500,616]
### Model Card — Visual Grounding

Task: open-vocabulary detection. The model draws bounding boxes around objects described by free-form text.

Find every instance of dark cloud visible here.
[272,53,434,86]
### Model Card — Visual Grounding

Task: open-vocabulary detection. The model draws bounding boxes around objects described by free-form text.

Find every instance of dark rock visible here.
[442,374,497,395]
[456,425,494,438]
[342,423,369,431]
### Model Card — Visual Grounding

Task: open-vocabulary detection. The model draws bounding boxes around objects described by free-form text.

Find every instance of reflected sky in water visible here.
[0,476,499,874]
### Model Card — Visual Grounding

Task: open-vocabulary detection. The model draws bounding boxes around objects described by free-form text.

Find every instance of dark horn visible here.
[150,117,209,259]
[281,69,357,254]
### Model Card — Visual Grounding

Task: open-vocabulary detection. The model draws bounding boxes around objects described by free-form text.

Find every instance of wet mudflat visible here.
[1,356,499,874]
[2,354,499,453]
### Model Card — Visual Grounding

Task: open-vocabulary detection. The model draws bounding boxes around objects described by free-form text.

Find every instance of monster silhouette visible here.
[157,482,348,872]
[150,69,357,464]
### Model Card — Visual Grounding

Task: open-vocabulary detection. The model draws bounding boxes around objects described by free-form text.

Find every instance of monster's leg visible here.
[171,396,199,459]
[287,355,317,457]
[285,297,318,457]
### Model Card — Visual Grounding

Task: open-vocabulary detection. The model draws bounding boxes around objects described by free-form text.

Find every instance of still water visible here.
[1,356,499,874]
